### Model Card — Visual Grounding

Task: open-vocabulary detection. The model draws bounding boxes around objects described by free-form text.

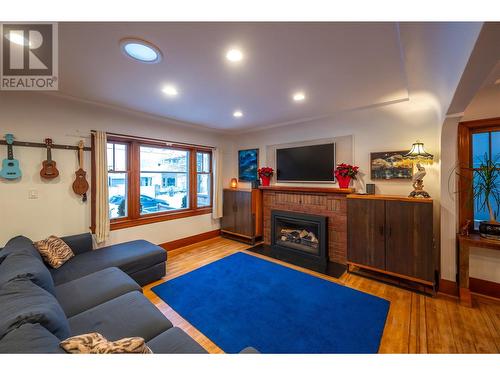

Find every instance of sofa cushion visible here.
[2,235,42,262]
[60,332,152,354]
[0,323,64,353]
[68,291,172,342]
[50,240,167,285]
[34,236,74,269]
[0,248,55,296]
[0,278,70,340]
[55,267,141,317]
[147,327,207,354]
[60,233,93,255]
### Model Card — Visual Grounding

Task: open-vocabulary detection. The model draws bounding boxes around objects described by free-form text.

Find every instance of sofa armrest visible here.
[61,233,93,255]
[239,347,260,354]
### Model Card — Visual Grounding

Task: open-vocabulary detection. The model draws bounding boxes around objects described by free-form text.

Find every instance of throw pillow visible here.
[34,236,74,269]
[60,333,152,354]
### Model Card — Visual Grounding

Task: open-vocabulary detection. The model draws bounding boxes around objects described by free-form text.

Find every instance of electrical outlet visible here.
[28,189,38,199]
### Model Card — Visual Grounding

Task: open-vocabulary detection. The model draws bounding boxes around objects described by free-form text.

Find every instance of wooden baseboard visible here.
[438,278,500,299]
[159,229,221,251]
[438,279,458,297]
[470,277,500,299]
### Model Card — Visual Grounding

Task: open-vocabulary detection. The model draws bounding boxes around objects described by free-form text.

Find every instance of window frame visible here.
[91,134,213,232]
[457,117,500,231]
[196,151,213,208]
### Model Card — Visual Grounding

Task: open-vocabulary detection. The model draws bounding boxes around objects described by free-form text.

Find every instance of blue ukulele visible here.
[0,134,22,180]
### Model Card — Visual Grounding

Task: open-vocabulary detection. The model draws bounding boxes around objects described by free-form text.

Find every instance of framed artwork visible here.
[238,149,259,182]
[370,150,413,180]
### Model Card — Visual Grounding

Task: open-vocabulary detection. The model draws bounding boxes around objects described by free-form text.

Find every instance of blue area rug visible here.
[152,252,389,353]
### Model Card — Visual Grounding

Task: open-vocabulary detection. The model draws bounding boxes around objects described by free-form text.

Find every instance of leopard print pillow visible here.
[34,236,74,269]
[60,333,153,354]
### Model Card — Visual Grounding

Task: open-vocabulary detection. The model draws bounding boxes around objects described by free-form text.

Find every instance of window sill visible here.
[110,207,213,231]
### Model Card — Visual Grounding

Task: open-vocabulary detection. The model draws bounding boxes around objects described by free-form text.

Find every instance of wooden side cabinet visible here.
[221,188,262,244]
[347,194,435,290]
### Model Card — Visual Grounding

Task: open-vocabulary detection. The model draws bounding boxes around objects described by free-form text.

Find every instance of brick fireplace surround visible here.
[260,186,354,265]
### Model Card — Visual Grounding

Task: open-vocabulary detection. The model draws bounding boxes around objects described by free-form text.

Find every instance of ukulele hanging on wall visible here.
[72,140,89,202]
[40,138,59,179]
[0,134,22,180]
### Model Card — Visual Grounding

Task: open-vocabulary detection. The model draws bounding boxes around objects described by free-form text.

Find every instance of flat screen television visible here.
[276,143,336,182]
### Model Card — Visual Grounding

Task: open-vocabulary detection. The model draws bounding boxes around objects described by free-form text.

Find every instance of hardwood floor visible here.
[143,237,500,354]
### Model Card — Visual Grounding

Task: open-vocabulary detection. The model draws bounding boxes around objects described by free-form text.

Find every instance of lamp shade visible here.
[230,178,238,189]
[404,141,433,163]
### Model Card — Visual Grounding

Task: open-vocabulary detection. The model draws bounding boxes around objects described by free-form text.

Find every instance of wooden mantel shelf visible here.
[259,185,355,194]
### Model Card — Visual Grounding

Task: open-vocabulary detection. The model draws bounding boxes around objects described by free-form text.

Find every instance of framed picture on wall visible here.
[238,149,259,182]
[370,150,413,180]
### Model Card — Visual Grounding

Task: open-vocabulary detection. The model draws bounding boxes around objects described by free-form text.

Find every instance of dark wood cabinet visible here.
[221,189,262,244]
[347,198,386,269]
[347,195,435,288]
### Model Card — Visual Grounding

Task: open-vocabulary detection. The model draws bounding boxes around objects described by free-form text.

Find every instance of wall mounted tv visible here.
[276,143,336,182]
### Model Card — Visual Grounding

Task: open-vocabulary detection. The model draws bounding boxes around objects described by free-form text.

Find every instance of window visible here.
[458,118,500,231]
[140,146,189,213]
[196,152,211,207]
[97,135,213,231]
[471,130,500,229]
[107,142,128,219]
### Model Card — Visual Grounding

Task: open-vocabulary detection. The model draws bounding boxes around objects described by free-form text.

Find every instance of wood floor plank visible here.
[143,236,500,354]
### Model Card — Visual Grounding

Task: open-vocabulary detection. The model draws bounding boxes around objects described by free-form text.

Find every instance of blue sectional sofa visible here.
[0,233,207,354]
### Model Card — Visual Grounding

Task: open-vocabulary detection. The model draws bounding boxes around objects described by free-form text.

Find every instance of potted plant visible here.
[258,167,274,187]
[334,163,359,189]
[473,155,500,239]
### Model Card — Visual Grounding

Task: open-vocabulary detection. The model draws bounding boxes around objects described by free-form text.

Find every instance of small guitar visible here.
[0,134,22,180]
[72,140,89,202]
[40,138,59,179]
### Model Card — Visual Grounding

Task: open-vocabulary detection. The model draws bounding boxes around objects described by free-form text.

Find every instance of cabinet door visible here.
[385,201,434,282]
[347,198,386,269]
[234,191,253,237]
[221,190,236,232]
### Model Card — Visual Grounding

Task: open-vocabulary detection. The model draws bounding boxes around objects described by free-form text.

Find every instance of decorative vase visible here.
[337,175,351,189]
[261,175,271,187]
[479,221,500,240]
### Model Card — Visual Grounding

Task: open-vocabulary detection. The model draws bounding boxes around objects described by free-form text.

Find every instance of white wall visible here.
[0,92,232,247]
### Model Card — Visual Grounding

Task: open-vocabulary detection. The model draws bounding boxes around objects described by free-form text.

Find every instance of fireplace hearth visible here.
[271,210,328,267]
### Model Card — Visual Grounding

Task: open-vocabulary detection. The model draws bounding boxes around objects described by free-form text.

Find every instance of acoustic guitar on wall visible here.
[0,134,22,180]
[40,138,59,179]
[72,140,89,202]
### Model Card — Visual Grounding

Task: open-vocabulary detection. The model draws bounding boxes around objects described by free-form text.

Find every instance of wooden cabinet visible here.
[221,189,262,244]
[347,195,435,288]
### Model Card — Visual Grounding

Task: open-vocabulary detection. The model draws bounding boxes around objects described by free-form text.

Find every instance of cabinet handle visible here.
[388,227,392,237]
[379,226,384,236]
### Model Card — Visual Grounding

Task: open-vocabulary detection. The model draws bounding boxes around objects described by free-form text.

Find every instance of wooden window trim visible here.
[457,117,500,229]
[91,134,213,232]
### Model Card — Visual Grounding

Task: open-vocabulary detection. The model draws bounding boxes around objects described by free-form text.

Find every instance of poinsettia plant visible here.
[334,163,359,179]
[258,167,274,178]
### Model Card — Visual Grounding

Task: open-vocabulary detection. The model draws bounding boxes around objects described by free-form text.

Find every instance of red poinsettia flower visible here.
[334,163,359,179]
[258,167,274,178]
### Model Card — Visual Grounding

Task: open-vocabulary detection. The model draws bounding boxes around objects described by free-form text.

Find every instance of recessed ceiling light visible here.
[162,85,178,97]
[120,38,162,64]
[293,92,306,102]
[233,110,243,118]
[226,48,243,62]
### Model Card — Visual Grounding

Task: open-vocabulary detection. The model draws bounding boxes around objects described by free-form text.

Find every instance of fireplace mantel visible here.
[259,186,354,194]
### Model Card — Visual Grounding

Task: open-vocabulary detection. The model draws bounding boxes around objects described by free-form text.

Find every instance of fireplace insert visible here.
[271,210,328,267]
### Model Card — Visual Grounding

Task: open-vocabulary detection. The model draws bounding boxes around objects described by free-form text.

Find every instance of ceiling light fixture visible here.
[120,38,162,64]
[293,92,306,102]
[233,110,243,118]
[226,48,243,62]
[162,85,178,97]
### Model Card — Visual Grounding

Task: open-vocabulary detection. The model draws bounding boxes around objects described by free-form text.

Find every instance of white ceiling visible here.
[58,22,409,131]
